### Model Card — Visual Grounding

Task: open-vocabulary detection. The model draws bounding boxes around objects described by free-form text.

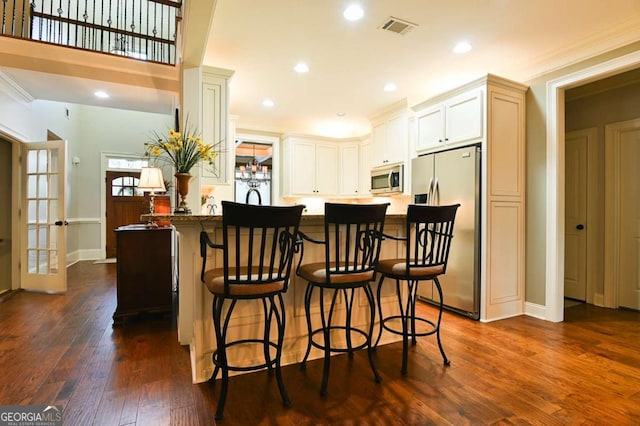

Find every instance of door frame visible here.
[99,152,149,259]
[546,50,640,322]
[0,133,20,291]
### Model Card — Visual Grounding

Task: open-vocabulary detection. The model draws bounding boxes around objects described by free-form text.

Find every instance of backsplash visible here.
[282,194,411,215]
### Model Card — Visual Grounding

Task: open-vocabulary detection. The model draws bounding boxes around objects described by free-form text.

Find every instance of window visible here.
[111,176,143,196]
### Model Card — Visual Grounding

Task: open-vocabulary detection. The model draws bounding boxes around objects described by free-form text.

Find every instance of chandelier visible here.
[237,144,270,188]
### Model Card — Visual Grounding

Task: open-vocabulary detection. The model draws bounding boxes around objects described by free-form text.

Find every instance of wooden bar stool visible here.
[375,204,459,375]
[200,201,304,420]
[296,202,389,395]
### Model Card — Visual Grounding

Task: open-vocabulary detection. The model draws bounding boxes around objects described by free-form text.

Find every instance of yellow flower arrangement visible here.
[144,124,218,174]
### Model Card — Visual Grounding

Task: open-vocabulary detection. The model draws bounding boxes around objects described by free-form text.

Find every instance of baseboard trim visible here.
[66,249,103,265]
[525,301,548,321]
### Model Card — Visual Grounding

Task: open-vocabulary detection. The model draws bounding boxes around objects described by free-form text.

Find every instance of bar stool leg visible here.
[300,283,314,369]
[409,280,418,345]
[319,288,332,396]
[273,294,292,407]
[400,280,410,376]
[262,298,273,375]
[374,275,385,348]
[433,277,451,366]
[344,288,354,359]
[213,296,235,421]
[363,283,382,383]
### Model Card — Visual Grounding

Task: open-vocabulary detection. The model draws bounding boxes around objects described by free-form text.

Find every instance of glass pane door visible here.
[21,140,67,293]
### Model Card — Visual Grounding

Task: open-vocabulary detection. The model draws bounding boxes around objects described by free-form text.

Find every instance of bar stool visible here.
[296,202,389,395]
[200,201,304,420]
[375,204,459,375]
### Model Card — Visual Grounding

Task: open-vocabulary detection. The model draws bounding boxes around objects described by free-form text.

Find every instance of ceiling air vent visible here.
[379,17,417,35]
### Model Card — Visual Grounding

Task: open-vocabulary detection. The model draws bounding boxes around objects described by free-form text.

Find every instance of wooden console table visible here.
[113,224,174,324]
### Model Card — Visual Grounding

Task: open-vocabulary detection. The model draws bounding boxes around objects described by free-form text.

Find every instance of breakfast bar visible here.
[143,212,406,383]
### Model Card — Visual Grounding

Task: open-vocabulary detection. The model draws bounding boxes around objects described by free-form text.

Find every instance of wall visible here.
[0,77,173,263]
[523,40,640,306]
[70,105,172,259]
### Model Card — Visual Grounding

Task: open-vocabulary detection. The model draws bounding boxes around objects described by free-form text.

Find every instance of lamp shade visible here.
[138,167,166,193]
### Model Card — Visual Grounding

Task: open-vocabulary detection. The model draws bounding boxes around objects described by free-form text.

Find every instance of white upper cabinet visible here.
[371,104,409,168]
[339,143,360,196]
[314,143,339,195]
[359,140,372,196]
[414,89,483,153]
[282,136,339,196]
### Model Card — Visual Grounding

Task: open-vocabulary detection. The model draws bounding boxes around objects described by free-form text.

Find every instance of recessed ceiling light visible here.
[262,99,275,107]
[453,41,472,54]
[294,62,309,73]
[383,83,397,92]
[94,91,109,98]
[343,4,364,21]
[337,112,346,117]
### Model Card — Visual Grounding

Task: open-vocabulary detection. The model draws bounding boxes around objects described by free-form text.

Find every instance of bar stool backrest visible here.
[405,204,460,275]
[200,201,305,295]
[322,203,389,283]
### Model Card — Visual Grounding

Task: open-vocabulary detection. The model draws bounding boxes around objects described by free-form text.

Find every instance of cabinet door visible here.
[385,113,408,164]
[416,105,445,152]
[339,143,360,195]
[359,141,372,195]
[371,121,387,167]
[315,143,339,195]
[290,141,317,195]
[201,79,229,184]
[446,89,483,145]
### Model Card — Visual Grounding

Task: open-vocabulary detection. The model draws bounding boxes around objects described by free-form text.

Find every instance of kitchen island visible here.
[142,212,406,383]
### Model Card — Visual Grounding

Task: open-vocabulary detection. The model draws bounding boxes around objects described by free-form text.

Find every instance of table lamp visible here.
[138,167,166,215]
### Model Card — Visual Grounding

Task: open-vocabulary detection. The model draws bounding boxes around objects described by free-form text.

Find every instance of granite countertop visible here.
[141,212,406,223]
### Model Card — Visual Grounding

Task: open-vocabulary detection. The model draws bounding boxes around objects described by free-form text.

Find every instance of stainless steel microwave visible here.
[370,164,403,195]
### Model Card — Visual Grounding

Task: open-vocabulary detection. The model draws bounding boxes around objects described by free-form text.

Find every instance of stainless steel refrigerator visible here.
[411,145,481,320]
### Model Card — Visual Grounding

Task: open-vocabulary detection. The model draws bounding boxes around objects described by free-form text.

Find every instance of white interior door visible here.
[20,140,67,293]
[606,119,640,310]
[564,130,588,301]
[612,122,640,310]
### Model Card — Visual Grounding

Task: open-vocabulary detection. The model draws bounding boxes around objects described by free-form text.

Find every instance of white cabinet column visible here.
[181,66,234,210]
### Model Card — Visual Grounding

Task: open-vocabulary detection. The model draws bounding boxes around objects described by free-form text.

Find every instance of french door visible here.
[20,140,67,293]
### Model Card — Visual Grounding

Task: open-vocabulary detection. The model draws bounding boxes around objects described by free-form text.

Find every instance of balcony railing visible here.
[1,0,181,65]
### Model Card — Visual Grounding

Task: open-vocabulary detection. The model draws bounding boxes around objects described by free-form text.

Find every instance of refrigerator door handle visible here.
[434,178,440,205]
[427,177,434,205]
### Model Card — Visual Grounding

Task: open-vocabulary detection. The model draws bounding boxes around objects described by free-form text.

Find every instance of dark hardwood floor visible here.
[1,261,639,425]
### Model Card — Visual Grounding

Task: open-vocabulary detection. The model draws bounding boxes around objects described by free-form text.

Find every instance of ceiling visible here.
[2,0,640,137]
[204,0,640,137]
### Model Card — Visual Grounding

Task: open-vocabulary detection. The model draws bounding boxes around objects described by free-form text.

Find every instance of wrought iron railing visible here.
[1,0,181,65]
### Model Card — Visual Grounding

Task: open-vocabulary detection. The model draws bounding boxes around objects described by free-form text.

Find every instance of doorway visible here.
[0,138,11,293]
[546,50,640,322]
[235,142,272,205]
[233,132,279,206]
[105,170,147,258]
